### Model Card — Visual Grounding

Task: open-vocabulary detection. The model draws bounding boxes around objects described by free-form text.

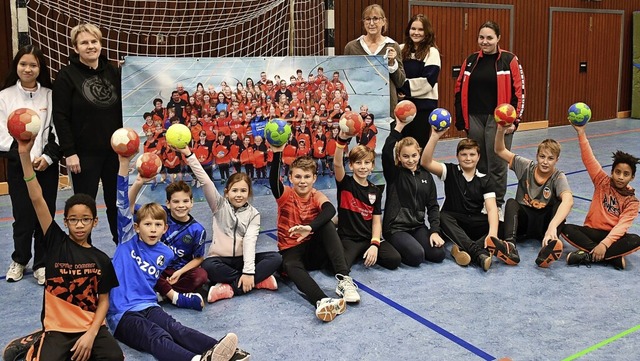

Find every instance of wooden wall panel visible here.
[335,0,640,128]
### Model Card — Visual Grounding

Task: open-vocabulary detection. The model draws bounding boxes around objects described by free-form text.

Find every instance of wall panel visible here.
[335,0,640,128]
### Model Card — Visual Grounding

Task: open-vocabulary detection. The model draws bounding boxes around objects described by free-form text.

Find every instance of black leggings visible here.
[561,224,640,260]
[280,222,349,305]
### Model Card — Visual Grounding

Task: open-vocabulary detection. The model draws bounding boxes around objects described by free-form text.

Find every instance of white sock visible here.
[191,356,201,361]
[171,292,179,304]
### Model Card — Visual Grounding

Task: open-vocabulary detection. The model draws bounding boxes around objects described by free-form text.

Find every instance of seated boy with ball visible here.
[561,122,640,270]
[493,123,574,268]
[267,126,360,322]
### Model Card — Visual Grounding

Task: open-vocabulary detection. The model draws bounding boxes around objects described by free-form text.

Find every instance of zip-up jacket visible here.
[454,47,525,131]
[187,155,261,275]
[381,129,440,239]
[0,81,59,164]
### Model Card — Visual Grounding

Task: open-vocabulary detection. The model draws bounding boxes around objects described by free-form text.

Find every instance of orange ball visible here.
[494,103,517,126]
[394,100,417,123]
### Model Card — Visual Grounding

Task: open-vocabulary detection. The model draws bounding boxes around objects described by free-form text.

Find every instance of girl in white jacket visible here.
[178,147,282,303]
[1,45,60,285]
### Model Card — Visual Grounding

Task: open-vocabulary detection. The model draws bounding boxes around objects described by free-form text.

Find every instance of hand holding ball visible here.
[264,118,292,147]
[568,102,591,126]
[394,100,417,123]
[338,111,364,136]
[166,123,192,148]
[429,108,451,131]
[494,103,517,127]
[136,152,162,178]
[7,108,41,140]
[111,127,140,157]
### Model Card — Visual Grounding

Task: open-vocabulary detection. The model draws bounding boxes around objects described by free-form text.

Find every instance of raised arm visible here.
[382,121,406,182]
[421,127,447,178]
[17,138,52,234]
[269,144,285,199]
[180,146,223,212]
[494,125,515,163]
[333,131,350,182]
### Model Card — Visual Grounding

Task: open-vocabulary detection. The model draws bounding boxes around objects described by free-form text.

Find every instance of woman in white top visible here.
[0,45,59,284]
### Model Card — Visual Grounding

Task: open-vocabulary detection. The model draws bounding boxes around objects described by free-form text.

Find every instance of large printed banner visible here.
[121,56,392,193]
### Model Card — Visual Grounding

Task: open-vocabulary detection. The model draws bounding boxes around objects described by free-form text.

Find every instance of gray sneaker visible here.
[335,274,360,303]
[6,261,25,282]
[33,267,46,285]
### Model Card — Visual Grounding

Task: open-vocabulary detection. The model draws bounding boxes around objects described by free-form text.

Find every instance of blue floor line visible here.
[354,280,496,361]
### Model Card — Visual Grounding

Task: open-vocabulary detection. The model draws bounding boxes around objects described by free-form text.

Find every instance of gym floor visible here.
[1,118,639,360]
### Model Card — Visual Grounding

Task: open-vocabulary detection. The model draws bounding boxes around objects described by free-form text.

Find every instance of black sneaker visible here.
[202,333,238,361]
[486,237,519,265]
[535,240,564,268]
[3,330,42,361]
[506,241,520,264]
[478,253,492,272]
[566,250,592,267]
[230,348,251,361]
[606,257,626,270]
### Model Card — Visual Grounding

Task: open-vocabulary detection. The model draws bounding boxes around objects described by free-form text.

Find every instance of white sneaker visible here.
[335,274,360,303]
[33,267,46,285]
[315,297,346,322]
[6,261,25,282]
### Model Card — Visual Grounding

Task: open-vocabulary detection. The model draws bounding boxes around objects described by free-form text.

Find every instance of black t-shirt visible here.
[41,221,118,332]
[468,52,498,115]
[441,163,495,214]
[336,175,382,241]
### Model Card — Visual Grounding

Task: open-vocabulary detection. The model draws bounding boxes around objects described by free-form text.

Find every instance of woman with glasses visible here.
[397,14,441,149]
[344,4,406,118]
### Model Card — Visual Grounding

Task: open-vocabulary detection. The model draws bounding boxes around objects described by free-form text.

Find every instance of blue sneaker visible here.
[176,292,204,311]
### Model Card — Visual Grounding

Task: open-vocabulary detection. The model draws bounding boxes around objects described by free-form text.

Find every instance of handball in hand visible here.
[394,100,417,124]
[111,127,140,157]
[429,108,451,131]
[7,108,41,140]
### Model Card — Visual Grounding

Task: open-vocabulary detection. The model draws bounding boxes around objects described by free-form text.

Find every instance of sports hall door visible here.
[547,9,623,126]
[410,3,512,138]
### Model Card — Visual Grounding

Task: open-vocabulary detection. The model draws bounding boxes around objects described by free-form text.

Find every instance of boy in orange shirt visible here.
[269,145,359,322]
[561,124,640,269]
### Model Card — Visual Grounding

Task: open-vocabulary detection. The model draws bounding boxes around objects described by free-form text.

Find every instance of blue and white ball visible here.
[429,108,451,131]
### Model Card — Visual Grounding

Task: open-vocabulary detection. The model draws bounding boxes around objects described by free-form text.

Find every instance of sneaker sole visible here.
[486,238,519,266]
[451,244,471,266]
[316,299,346,322]
[536,240,564,268]
[6,275,23,282]
[480,256,492,272]
[209,333,238,361]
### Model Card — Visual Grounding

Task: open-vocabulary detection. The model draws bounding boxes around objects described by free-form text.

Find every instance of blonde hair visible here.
[349,145,375,165]
[70,23,103,47]
[135,203,167,224]
[362,4,387,34]
[537,139,561,158]
[394,137,421,166]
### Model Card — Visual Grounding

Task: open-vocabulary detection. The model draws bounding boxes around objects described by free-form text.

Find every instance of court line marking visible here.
[561,324,640,361]
[355,280,495,360]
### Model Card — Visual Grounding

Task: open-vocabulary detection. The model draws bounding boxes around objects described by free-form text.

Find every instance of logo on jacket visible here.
[156,255,165,267]
[368,193,377,205]
[543,186,551,199]
[182,235,193,245]
[82,75,118,108]
[422,179,428,184]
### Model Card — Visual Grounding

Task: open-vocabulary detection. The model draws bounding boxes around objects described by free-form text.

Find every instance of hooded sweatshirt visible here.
[53,53,122,157]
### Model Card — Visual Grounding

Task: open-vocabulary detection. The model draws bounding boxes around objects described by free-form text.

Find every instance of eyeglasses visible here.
[65,217,94,226]
[363,16,383,23]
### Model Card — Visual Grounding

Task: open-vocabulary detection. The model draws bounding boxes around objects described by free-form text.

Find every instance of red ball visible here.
[338,111,364,136]
[394,100,417,123]
[111,127,140,157]
[136,152,162,178]
[7,108,41,140]
[494,103,517,126]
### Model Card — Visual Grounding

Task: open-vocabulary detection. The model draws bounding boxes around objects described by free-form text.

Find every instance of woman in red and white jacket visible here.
[454,20,524,209]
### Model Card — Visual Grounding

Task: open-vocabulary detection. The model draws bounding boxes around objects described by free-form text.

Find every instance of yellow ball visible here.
[166,124,191,149]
